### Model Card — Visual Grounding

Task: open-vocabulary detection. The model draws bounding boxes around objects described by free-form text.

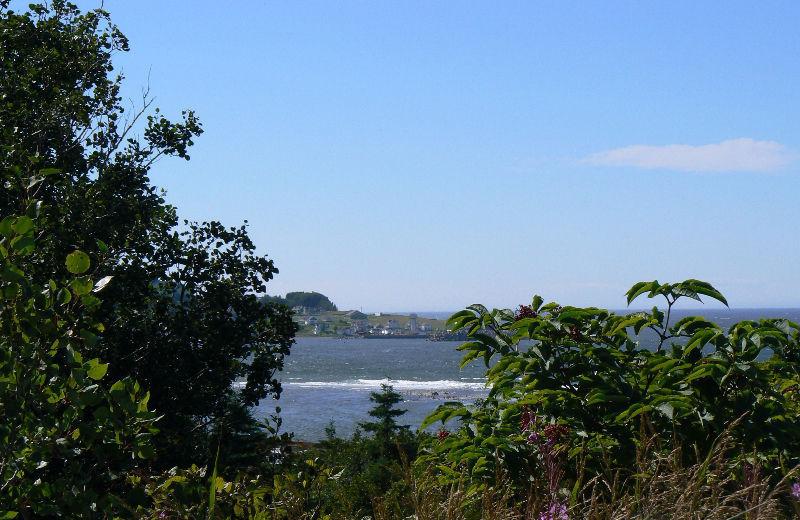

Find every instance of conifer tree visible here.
[359,384,409,443]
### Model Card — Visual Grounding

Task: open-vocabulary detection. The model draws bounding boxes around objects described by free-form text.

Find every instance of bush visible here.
[0,197,157,516]
[422,279,800,501]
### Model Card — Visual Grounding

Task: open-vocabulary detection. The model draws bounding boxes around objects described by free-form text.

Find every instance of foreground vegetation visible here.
[2,2,800,518]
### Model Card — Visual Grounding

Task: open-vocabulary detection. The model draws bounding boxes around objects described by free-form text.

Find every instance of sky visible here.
[65,1,800,311]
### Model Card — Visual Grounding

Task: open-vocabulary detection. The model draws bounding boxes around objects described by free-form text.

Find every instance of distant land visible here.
[261,292,461,339]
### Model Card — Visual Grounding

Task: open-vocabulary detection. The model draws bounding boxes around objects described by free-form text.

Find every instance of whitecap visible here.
[285,378,487,391]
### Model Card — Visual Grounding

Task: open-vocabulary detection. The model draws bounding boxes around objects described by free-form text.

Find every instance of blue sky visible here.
[72,1,800,310]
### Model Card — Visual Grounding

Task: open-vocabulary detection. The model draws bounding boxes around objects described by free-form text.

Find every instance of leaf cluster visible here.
[423,280,800,493]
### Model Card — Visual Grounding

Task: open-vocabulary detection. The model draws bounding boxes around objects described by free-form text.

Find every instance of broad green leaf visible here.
[10,236,34,254]
[12,216,34,235]
[86,359,109,381]
[0,216,13,236]
[680,279,728,307]
[70,277,94,296]
[66,250,90,274]
[625,281,659,305]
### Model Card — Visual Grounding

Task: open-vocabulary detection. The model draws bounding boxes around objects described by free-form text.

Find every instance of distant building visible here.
[313,322,328,335]
[346,310,368,320]
[408,313,418,333]
[336,326,353,336]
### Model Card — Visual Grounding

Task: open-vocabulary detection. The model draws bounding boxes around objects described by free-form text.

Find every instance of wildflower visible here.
[568,325,581,341]
[520,406,536,432]
[527,431,541,445]
[538,500,568,520]
[543,424,569,447]
[792,482,800,500]
[515,304,537,320]
[437,428,450,441]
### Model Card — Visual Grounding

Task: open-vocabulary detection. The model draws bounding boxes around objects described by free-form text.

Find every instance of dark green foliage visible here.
[308,425,420,518]
[265,291,337,312]
[0,0,297,469]
[0,202,157,516]
[360,384,410,445]
[424,279,800,492]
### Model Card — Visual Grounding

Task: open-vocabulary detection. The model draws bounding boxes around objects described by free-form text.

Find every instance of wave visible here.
[284,378,487,391]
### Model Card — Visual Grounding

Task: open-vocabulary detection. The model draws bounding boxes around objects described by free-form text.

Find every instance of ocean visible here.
[253,308,800,441]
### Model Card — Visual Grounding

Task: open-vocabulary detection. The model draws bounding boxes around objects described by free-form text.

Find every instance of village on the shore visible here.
[291,307,460,339]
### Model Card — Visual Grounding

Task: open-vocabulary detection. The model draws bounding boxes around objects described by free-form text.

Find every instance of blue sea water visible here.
[253,308,800,441]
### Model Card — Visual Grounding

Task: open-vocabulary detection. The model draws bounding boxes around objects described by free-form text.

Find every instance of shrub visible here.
[422,279,800,495]
[0,196,157,516]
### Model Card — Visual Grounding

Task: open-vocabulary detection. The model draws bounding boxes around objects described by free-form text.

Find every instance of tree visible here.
[264,291,338,312]
[0,1,297,466]
[360,384,409,444]
[0,192,157,516]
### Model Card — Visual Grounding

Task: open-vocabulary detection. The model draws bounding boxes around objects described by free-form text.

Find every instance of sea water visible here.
[253,308,800,441]
[254,337,486,440]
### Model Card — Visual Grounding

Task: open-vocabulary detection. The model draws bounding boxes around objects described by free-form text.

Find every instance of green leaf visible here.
[0,216,14,237]
[12,216,34,235]
[680,279,728,307]
[625,281,659,305]
[70,277,94,296]
[66,250,91,274]
[86,359,109,381]
[10,235,34,254]
[208,444,220,518]
[57,288,72,305]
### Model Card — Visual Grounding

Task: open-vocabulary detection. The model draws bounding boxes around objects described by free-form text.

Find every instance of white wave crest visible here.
[286,378,486,391]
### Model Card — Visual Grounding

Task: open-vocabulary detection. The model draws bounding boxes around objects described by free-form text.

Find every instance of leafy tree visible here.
[282,291,338,312]
[0,191,157,516]
[0,0,296,466]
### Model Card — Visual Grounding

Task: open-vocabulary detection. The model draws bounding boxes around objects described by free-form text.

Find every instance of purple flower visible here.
[520,406,536,432]
[538,500,568,520]
[791,482,800,500]
[527,431,541,445]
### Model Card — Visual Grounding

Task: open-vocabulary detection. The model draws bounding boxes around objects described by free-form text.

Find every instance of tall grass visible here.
[370,429,799,520]
[153,428,800,519]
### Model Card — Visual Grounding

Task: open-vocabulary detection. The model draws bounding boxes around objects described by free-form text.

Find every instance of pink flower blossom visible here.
[538,500,568,520]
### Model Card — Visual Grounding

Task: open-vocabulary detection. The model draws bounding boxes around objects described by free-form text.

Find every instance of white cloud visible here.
[585,138,793,173]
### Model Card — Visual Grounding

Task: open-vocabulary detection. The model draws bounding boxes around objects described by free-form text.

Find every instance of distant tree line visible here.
[262,291,337,312]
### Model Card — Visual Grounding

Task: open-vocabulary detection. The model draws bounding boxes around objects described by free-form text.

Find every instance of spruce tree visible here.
[359,384,409,443]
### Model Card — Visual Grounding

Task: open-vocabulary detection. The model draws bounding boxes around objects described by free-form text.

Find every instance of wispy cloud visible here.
[585,138,793,173]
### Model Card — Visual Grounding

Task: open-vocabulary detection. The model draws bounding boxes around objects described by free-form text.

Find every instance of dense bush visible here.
[421,279,800,513]
[0,194,157,516]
